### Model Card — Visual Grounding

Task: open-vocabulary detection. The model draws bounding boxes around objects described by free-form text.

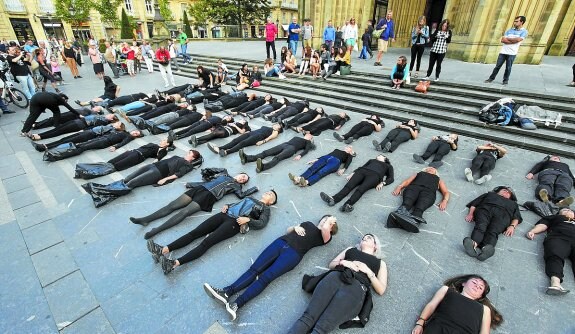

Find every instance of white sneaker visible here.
[464,168,474,182]
[335,71,340,76]
[279,74,286,79]
[435,77,440,82]
[164,84,169,88]
[422,76,430,80]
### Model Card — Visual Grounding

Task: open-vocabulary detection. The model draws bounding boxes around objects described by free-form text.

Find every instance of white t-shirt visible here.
[500,28,528,55]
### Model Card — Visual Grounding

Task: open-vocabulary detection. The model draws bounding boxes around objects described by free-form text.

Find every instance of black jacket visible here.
[185,168,258,201]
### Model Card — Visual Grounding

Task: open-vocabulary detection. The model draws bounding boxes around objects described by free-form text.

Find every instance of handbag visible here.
[372,29,384,39]
[30,59,39,71]
[414,80,430,93]
[340,65,352,75]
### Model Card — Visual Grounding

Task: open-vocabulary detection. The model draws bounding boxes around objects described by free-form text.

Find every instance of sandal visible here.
[546,286,570,296]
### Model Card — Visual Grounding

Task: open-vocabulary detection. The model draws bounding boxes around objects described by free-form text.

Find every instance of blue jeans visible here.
[289,40,298,56]
[16,75,35,99]
[224,238,301,308]
[301,155,341,185]
[488,53,516,82]
[119,101,145,112]
[0,98,9,112]
[265,66,281,77]
[179,44,192,62]
[359,46,368,59]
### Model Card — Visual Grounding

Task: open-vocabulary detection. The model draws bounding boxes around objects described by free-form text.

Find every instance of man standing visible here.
[140,40,154,73]
[265,17,278,61]
[374,10,395,66]
[177,29,192,64]
[485,16,527,85]
[301,19,314,56]
[6,46,35,99]
[156,45,176,88]
[288,17,301,56]
[323,20,336,52]
[103,42,120,79]
[365,20,374,59]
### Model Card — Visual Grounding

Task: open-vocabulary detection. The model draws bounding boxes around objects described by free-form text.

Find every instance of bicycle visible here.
[0,71,29,109]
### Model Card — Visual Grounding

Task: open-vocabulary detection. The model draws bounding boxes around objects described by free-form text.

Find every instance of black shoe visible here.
[203,283,229,305]
[463,237,479,258]
[383,142,392,152]
[77,76,82,78]
[502,81,508,85]
[188,136,198,147]
[340,203,354,212]
[256,158,263,173]
[3,110,15,114]
[89,101,96,108]
[32,142,46,152]
[413,154,425,164]
[344,137,353,144]
[160,255,176,274]
[428,161,443,168]
[484,79,493,83]
[372,140,382,151]
[167,130,176,143]
[238,149,247,164]
[477,244,495,261]
[320,192,335,206]
[333,132,344,142]
[129,217,148,226]
[146,239,163,263]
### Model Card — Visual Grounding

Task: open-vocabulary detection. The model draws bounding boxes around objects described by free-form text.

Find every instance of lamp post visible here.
[68,5,76,40]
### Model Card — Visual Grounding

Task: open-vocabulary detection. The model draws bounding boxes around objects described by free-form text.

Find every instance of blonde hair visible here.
[356,233,383,258]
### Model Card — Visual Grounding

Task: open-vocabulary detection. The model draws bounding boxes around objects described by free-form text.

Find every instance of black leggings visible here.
[544,236,575,281]
[302,118,334,136]
[470,207,509,247]
[123,165,162,188]
[37,119,87,139]
[331,60,347,74]
[402,185,436,217]
[426,51,446,78]
[175,121,213,139]
[247,143,297,170]
[410,44,425,71]
[197,128,231,145]
[421,141,452,162]
[33,112,79,129]
[232,99,265,114]
[76,137,115,151]
[470,153,496,177]
[220,133,265,154]
[286,113,315,127]
[572,64,575,82]
[163,84,190,95]
[332,168,380,206]
[379,128,412,152]
[126,105,153,116]
[108,151,146,171]
[45,131,98,149]
[107,93,147,107]
[276,106,302,122]
[167,212,240,265]
[164,113,203,129]
[139,194,203,239]
[343,122,374,140]
[140,105,177,120]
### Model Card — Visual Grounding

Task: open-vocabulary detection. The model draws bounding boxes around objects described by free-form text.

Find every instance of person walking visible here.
[323,20,336,52]
[103,42,120,79]
[265,17,278,61]
[423,19,452,81]
[288,17,301,56]
[155,45,176,88]
[6,46,35,99]
[374,10,395,66]
[140,40,154,73]
[485,16,528,85]
[168,40,181,72]
[177,29,192,64]
[409,16,429,78]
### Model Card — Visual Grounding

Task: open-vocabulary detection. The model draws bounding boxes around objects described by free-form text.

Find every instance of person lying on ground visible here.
[241,95,284,119]
[28,114,119,141]
[239,133,315,173]
[31,121,126,152]
[226,94,267,116]
[264,99,309,123]
[525,155,574,207]
[170,114,234,141]
[207,123,284,157]
[204,91,252,112]
[74,76,120,106]
[464,142,507,185]
[189,119,251,147]
[296,112,349,136]
[288,146,355,187]
[372,119,420,153]
[31,106,103,130]
[413,133,458,169]
[333,114,384,144]
[129,105,199,135]
[284,107,325,129]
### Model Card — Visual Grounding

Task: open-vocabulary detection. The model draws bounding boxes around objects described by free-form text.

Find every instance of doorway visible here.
[10,18,36,43]
[425,0,447,34]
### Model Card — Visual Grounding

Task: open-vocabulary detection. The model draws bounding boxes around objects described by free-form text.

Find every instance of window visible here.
[38,0,56,13]
[124,0,133,14]
[145,0,153,15]
[4,0,25,12]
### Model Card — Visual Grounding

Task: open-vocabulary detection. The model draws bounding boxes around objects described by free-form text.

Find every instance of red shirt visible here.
[123,47,135,60]
[155,49,170,62]
[265,23,278,42]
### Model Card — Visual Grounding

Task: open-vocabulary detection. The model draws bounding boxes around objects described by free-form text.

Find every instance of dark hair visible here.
[443,274,503,328]
[270,189,278,205]
[515,16,526,24]
[189,149,201,159]
[440,19,450,31]
[131,130,144,138]
[237,173,250,184]
[196,65,204,72]
[319,214,338,235]
[59,93,69,100]
[492,186,517,201]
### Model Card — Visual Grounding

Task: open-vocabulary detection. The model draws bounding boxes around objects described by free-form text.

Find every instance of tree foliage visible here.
[54,0,91,27]
[158,0,173,21]
[188,0,210,28]
[92,0,123,28]
[182,11,193,37]
[120,8,133,39]
[188,0,270,26]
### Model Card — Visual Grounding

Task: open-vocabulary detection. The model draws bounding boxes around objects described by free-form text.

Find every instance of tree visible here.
[189,0,270,37]
[188,0,210,29]
[92,0,123,28]
[182,11,193,37]
[120,8,133,39]
[158,0,173,21]
[54,0,92,35]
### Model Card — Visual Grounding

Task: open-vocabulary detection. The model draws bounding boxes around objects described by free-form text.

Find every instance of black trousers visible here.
[333,168,380,206]
[232,99,266,114]
[247,143,297,170]
[163,113,203,129]
[402,185,436,217]
[220,133,264,154]
[163,84,191,95]
[536,170,573,203]
[544,236,575,281]
[108,151,146,171]
[266,41,277,60]
[123,165,162,188]
[276,106,302,122]
[37,119,87,139]
[126,105,153,116]
[22,104,60,133]
[107,95,141,107]
[167,212,240,265]
[33,112,79,129]
[302,118,334,136]
[379,128,411,152]
[197,128,231,145]
[426,51,446,78]
[76,137,115,151]
[410,44,425,71]
[343,123,374,140]
[45,131,98,149]
[470,207,509,247]
[286,113,315,127]
[421,141,452,162]
[174,121,212,139]
[470,154,496,177]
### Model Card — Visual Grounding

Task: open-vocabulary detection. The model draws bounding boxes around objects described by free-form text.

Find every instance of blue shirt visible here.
[288,23,300,41]
[226,197,257,218]
[376,18,395,41]
[323,26,336,42]
[23,44,38,53]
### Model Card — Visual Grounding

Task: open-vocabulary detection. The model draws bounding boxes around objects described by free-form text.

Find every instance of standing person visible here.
[265,17,278,61]
[61,42,80,79]
[6,46,35,99]
[570,64,575,86]
[424,19,452,82]
[301,19,314,57]
[133,41,143,73]
[122,42,135,77]
[155,45,176,88]
[342,18,358,53]
[140,40,154,73]
[204,216,338,321]
[88,43,104,80]
[34,49,60,92]
[323,20,336,52]
[365,20,374,59]
[485,16,528,85]
[50,56,62,85]
[103,42,120,79]
[168,40,181,72]
[177,29,192,64]
[21,92,78,135]
[374,10,396,66]
[288,17,301,56]
[409,16,429,78]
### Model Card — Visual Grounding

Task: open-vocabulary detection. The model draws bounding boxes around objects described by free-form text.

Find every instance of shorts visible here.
[378,39,389,52]
[346,38,356,47]
[304,39,312,48]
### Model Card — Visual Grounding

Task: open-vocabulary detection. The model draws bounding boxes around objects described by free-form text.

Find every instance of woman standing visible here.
[424,19,451,81]
[288,233,388,333]
[34,49,60,92]
[87,43,104,80]
[412,274,503,333]
[410,16,429,78]
[61,41,80,79]
[132,41,142,73]
[122,42,135,77]
[342,18,359,53]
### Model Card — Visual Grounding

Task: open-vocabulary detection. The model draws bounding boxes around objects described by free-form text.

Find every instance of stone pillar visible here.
[386,0,427,48]
[546,0,575,56]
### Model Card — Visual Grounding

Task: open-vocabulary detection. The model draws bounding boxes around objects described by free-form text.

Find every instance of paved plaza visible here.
[0,41,574,334]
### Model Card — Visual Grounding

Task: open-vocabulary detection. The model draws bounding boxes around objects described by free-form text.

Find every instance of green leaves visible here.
[188,0,271,26]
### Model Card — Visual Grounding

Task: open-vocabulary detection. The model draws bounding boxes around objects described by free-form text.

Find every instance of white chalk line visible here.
[79,210,102,234]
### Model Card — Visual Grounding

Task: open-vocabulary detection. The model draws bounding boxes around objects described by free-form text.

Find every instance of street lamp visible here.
[68,5,76,39]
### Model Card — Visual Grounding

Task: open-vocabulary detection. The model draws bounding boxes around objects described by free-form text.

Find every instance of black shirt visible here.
[103,84,117,99]
[134,143,165,160]
[410,171,440,191]
[251,126,274,140]
[154,156,199,178]
[7,54,30,76]
[344,248,381,285]
[467,192,522,223]
[426,288,483,333]
[270,101,283,110]
[327,149,354,170]
[205,116,223,125]
[286,137,314,157]
[199,70,213,83]
[30,92,78,115]
[477,148,502,159]
[281,221,330,257]
[537,214,575,240]
[63,47,76,59]
[358,159,394,184]
[328,114,348,128]
[529,160,574,179]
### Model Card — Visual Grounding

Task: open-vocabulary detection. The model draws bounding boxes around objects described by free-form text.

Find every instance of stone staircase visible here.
[156,55,575,158]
